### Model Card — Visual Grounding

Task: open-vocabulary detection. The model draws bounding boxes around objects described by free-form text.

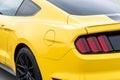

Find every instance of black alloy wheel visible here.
[16,47,42,80]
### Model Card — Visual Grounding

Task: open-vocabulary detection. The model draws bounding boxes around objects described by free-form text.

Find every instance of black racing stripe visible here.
[108,15,120,21]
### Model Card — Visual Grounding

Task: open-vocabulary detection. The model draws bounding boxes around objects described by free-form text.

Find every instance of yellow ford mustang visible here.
[1,0,120,80]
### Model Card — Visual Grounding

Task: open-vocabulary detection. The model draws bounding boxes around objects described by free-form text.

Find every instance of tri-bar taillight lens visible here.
[75,35,113,54]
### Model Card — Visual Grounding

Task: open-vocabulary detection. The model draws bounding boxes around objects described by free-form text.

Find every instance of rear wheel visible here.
[16,47,42,80]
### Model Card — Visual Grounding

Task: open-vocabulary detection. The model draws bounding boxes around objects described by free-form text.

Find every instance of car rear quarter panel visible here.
[8,18,87,78]
[10,18,87,60]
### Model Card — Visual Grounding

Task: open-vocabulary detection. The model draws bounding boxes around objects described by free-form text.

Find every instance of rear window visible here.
[47,0,120,15]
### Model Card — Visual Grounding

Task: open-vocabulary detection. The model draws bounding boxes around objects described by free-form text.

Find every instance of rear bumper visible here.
[37,48,120,80]
[72,48,120,80]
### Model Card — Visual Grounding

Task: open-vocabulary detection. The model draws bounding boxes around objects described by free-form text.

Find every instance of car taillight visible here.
[97,35,113,52]
[75,35,113,54]
[76,38,90,53]
[87,36,102,53]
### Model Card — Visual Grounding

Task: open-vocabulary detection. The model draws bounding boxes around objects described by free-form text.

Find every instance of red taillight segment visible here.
[97,35,113,52]
[75,35,113,54]
[86,36,102,53]
[75,38,90,53]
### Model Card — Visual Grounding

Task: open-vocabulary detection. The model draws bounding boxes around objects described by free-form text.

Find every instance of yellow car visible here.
[1,0,120,80]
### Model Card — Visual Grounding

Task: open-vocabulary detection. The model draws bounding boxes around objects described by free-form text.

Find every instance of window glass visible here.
[47,0,120,15]
[16,0,40,16]
[0,0,23,16]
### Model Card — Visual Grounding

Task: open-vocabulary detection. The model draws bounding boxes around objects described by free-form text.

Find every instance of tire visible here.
[16,47,42,80]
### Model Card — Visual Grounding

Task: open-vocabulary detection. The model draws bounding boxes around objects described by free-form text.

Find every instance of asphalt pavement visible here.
[0,68,16,80]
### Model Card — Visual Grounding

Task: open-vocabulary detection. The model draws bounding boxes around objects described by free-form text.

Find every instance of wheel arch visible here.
[14,43,28,62]
[14,43,43,80]
[13,39,37,62]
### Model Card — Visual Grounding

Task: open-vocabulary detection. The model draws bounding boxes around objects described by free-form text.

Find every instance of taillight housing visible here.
[75,34,114,54]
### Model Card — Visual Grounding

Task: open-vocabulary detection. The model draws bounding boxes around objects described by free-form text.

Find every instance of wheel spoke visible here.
[17,68,26,77]
[17,64,25,70]
[19,56,25,65]
[28,65,35,77]
[31,76,35,80]
[29,65,33,71]
[24,55,29,67]
[20,74,28,80]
